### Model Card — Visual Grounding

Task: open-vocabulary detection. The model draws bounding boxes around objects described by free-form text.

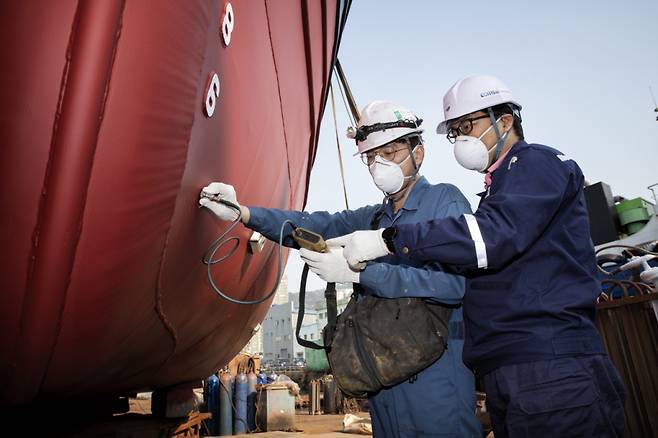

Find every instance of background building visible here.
[262,300,310,364]
[261,283,354,364]
[272,275,289,305]
[241,324,263,356]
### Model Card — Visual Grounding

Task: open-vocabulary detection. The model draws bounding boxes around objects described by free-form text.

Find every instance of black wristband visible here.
[382,226,397,254]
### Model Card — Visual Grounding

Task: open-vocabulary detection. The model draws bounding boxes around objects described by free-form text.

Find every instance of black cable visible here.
[201,197,295,305]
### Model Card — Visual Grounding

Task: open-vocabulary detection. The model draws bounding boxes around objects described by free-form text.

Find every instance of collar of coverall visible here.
[478,140,527,195]
[484,148,512,188]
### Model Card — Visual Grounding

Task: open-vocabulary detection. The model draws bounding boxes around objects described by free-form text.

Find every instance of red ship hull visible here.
[0,0,349,405]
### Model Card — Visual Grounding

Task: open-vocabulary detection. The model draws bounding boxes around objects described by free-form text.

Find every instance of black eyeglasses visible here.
[446,114,490,143]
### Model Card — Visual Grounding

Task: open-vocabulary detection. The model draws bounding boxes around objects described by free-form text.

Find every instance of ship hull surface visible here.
[0,0,349,405]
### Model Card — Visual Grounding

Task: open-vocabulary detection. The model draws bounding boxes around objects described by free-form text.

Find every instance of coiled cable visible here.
[201,198,294,305]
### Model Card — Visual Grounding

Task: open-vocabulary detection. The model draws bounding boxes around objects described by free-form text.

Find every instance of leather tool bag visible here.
[295,207,452,398]
[328,291,451,397]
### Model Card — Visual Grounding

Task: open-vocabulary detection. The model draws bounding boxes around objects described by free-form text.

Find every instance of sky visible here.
[283,0,658,292]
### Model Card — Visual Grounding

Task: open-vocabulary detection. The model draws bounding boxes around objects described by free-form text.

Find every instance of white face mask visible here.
[453,117,509,173]
[369,154,412,194]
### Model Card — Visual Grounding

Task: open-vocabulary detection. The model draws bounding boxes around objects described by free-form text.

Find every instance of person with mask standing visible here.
[199,100,482,437]
[328,75,627,438]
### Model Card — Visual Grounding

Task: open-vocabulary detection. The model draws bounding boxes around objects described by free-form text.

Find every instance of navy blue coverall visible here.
[247,177,482,437]
[386,141,626,438]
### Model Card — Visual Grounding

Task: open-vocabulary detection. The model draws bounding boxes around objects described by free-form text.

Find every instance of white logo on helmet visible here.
[480,90,501,98]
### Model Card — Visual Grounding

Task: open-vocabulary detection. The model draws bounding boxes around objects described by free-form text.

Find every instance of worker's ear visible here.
[413,144,425,167]
[500,113,514,132]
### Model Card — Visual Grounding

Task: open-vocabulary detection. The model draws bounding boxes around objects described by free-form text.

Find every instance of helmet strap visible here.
[487,107,506,164]
[407,139,420,174]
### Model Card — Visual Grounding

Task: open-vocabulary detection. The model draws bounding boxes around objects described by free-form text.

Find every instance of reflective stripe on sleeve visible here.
[464,214,488,269]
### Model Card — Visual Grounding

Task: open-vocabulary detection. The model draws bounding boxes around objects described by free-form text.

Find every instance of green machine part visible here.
[305,347,330,371]
[615,198,652,235]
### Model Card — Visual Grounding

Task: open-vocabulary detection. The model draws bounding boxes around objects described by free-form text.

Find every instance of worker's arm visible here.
[360,199,470,305]
[360,262,465,305]
[246,205,377,248]
[199,181,377,247]
[391,149,577,271]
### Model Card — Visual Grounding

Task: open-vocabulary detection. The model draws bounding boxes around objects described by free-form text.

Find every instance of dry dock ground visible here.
[270,411,371,436]
[38,396,495,437]
[205,411,371,437]
[136,396,371,437]
[14,396,496,437]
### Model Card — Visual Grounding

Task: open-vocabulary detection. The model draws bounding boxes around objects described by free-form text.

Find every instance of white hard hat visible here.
[436,74,522,134]
[348,100,423,155]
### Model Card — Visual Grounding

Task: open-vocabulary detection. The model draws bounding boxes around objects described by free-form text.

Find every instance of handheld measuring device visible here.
[292,227,327,252]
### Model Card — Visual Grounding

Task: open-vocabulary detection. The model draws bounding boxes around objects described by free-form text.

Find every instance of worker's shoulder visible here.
[423,182,470,208]
[514,141,576,170]
[516,141,563,158]
[425,181,467,199]
[351,203,384,216]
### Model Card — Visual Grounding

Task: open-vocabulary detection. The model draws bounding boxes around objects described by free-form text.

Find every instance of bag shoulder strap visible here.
[324,281,337,344]
[295,264,326,350]
[370,201,387,230]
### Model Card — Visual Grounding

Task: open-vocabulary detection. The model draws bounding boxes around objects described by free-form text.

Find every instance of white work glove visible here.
[300,247,361,284]
[326,229,390,270]
[198,182,241,222]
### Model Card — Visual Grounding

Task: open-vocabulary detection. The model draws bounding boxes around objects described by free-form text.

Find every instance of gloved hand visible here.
[300,247,361,284]
[199,182,241,222]
[326,229,390,270]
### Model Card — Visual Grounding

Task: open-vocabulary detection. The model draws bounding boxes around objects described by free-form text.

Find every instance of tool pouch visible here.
[322,292,451,397]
